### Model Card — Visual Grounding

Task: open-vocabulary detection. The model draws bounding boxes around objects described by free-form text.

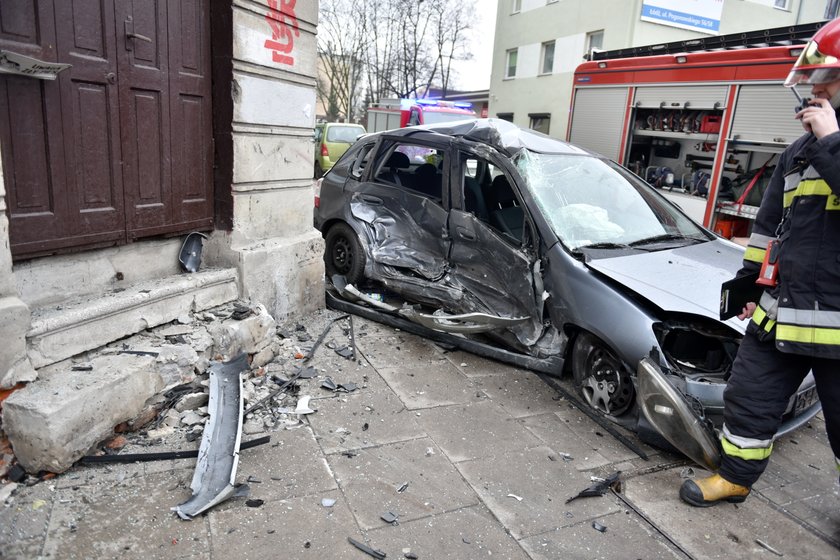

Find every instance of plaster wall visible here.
[220,0,325,321]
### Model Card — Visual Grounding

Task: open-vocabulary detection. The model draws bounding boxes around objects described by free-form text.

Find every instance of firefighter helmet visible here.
[784,19,840,87]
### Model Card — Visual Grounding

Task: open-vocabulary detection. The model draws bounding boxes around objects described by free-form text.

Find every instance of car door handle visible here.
[359,195,383,205]
[456,226,476,240]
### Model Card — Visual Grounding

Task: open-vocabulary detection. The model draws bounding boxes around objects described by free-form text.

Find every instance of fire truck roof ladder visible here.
[591,21,827,61]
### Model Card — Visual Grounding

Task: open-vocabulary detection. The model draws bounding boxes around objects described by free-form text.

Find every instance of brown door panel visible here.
[1,0,214,259]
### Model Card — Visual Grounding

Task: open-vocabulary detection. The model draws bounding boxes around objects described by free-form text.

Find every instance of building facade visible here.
[0,1,324,388]
[489,0,835,139]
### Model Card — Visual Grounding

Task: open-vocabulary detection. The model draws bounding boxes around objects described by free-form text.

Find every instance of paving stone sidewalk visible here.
[1,309,838,559]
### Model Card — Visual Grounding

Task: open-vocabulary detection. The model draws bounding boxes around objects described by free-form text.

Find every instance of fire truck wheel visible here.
[571,332,635,416]
[324,222,366,286]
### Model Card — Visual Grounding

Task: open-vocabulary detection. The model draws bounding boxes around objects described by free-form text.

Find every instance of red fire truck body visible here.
[566,23,824,238]
[367,98,477,133]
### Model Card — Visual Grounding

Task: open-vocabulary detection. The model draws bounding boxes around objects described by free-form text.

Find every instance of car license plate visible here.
[794,386,819,416]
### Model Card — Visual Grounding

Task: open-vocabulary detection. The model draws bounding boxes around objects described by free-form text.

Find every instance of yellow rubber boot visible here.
[679,474,750,507]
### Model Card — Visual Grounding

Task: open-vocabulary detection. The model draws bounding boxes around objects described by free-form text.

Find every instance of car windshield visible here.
[326,125,365,143]
[514,151,710,251]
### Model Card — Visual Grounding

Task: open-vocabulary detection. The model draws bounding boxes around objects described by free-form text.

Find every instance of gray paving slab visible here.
[470,370,566,418]
[41,469,212,560]
[232,425,338,502]
[208,490,365,560]
[366,504,531,560]
[0,481,54,555]
[518,509,684,560]
[355,325,444,371]
[519,411,661,471]
[307,387,427,455]
[456,444,622,540]
[377,362,486,410]
[415,400,543,463]
[622,466,839,559]
[441,350,535,378]
[327,437,480,530]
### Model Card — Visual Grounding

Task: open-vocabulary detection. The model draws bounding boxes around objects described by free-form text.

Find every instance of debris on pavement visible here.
[592,520,608,533]
[173,353,247,520]
[565,471,622,504]
[396,481,409,493]
[78,436,270,464]
[755,538,784,557]
[348,536,387,559]
[380,511,399,524]
[245,499,264,508]
[507,493,523,501]
[321,498,337,507]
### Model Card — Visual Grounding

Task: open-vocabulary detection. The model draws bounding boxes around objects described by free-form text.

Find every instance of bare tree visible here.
[318,0,476,116]
[317,0,367,121]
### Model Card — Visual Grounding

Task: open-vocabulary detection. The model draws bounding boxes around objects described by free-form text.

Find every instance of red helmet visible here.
[784,18,840,87]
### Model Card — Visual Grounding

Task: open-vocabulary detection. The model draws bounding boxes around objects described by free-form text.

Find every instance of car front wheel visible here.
[324,223,365,286]
[571,333,635,416]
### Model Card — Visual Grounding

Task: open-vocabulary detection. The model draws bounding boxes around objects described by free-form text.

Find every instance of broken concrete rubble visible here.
[1,300,282,474]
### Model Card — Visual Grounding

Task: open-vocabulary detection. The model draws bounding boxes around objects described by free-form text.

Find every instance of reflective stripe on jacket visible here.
[741,119,840,358]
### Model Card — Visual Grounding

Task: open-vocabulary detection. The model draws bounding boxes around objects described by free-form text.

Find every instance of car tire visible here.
[314,163,323,179]
[571,333,635,416]
[324,223,366,285]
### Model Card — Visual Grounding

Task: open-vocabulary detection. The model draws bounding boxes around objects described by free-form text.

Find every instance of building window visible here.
[541,41,555,75]
[512,0,521,13]
[497,113,514,122]
[505,49,518,79]
[586,30,604,57]
[529,113,550,135]
[774,0,789,8]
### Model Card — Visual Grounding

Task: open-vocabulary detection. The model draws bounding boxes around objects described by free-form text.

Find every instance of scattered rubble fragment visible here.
[565,472,621,504]
[348,536,387,559]
[592,520,608,533]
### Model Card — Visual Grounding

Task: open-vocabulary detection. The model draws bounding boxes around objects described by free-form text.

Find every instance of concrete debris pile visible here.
[0,301,359,486]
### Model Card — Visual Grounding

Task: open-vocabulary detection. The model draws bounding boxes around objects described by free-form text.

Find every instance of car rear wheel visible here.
[324,223,365,285]
[314,163,324,179]
[572,333,635,416]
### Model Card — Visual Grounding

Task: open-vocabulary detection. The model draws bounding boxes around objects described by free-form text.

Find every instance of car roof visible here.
[383,118,592,157]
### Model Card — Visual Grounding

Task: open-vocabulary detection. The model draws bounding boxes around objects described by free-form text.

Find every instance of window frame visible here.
[585,30,604,58]
[528,113,551,135]
[497,113,514,122]
[512,0,522,14]
[540,40,555,75]
[505,48,518,79]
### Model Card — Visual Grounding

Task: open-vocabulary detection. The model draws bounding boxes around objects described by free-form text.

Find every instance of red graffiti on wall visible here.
[264,0,300,65]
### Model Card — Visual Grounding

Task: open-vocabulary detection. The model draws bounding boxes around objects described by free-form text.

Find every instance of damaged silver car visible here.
[313,119,820,469]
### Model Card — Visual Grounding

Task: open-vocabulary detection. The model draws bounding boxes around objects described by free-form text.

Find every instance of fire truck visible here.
[367,98,477,132]
[567,22,826,240]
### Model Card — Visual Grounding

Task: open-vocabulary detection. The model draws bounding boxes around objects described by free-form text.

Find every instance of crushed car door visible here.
[348,140,452,296]
[445,151,545,348]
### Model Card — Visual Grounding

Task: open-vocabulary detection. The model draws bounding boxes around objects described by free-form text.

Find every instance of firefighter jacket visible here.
[740,111,840,358]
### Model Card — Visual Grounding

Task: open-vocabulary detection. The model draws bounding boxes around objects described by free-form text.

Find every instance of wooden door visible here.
[0,0,213,259]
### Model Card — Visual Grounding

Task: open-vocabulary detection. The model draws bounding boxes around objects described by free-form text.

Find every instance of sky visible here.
[449,0,498,91]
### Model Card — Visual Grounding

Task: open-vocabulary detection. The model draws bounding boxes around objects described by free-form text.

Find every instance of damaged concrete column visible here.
[205,1,324,323]
[0,146,36,389]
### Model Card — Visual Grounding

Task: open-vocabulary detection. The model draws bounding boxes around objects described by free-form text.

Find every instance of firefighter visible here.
[680,18,840,507]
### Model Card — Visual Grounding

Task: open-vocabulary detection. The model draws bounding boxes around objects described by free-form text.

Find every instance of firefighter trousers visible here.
[720,331,840,488]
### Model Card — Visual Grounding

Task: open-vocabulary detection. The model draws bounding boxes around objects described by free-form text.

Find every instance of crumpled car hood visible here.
[585,240,745,331]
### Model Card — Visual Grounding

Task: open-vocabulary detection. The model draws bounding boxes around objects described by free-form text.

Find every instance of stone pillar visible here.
[208,1,325,322]
[0,149,36,388]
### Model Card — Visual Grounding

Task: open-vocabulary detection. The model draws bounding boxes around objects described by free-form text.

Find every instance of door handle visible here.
[359,195,383,205]
[124,17,152,51]
[127,32,152,43]
[456,226,476,240]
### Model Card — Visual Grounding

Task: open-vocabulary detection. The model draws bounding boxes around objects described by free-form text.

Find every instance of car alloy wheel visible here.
[324,222,366,285]
[572,333,635,416]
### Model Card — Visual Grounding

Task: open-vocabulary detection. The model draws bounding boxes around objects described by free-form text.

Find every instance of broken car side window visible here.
[459,152,525,244]
[350,142,376,179]
[373,142,445,203]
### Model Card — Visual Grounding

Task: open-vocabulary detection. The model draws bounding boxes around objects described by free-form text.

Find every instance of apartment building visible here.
[489,0,836,139]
